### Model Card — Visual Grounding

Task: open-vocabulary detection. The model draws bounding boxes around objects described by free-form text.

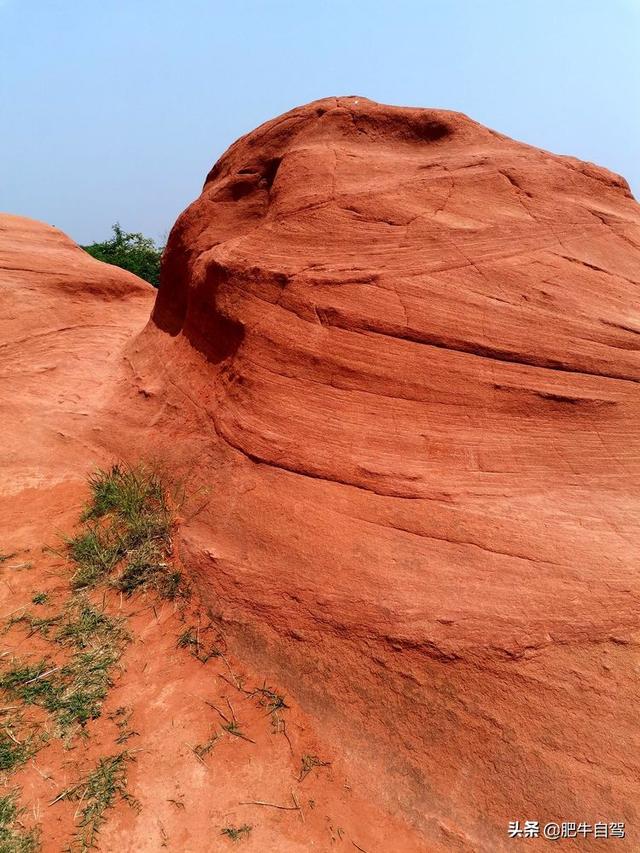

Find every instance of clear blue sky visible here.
[1,0,638,245]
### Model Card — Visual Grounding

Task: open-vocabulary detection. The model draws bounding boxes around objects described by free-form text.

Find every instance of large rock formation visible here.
[0,214,153,529]
[132,97,640,850]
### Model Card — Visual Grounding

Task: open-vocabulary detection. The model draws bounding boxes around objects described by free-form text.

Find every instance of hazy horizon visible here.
[1,0,639,246]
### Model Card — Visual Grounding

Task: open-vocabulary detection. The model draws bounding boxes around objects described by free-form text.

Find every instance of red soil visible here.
[2,96,640,850]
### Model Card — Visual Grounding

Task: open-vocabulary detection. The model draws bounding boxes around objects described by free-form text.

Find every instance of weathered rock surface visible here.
[0,214,152,514]
[134,97,640,849]
[0,215,420,852]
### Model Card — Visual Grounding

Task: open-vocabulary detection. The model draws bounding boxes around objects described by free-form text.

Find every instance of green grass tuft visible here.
[0,732,30,774]
[9,610,62,638]
[67,464,185,599]
[253,685,288,715]
[176,626,221,663]
[108,707,138,745]
[1,599,128,738]
[83,464,165,523]
[56,752,138,852]
[221,823,252,842]
[67,526,124,590]
[0,718,41,774]
[298,753,330,781]
[193,730,220,759]
[0,790,39,852]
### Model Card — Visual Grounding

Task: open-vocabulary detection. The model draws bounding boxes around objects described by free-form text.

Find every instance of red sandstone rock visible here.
[3,96,640,850]
[137,97,640,849]
[0,214,152,508]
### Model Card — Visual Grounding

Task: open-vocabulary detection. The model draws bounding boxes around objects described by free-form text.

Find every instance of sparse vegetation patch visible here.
[298,753,330,781]
[54,752,138,852]
[67,464,186,600]
[177,623,221,663]
[2,597,128,738]
[0,462,184,850]
[0,790,39,852]
[0,712,44,773]
[109,706,138,745]
[253,685,287,715]
[221,823,252,842]
[193,730,221,759]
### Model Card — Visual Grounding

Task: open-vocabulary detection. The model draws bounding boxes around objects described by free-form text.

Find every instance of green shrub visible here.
[82,223,163,287]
